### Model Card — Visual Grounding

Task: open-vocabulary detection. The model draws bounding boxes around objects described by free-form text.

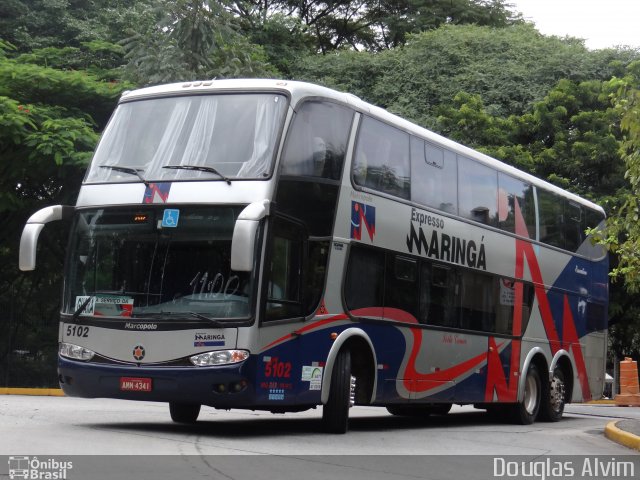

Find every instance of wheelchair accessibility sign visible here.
[162,209,180,228]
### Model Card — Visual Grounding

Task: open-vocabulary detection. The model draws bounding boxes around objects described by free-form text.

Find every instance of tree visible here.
[121,0,278,85]
[0,41,127,386]
[0,0,159,52]
[596,62,640,292]
[293,23,640,126]
[224,0,522,53]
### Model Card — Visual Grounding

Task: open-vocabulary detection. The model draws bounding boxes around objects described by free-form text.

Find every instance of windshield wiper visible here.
[131,311,224,327]
[72,296,94,322]
[100,165,150,187]
[163,165,231,185]
[188,311,224,327]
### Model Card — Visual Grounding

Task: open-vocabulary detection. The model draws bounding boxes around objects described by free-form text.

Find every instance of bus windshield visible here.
[84,93,288,183]
[63,206,254,321]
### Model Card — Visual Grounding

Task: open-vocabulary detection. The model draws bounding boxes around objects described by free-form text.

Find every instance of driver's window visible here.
[265,217,303,321]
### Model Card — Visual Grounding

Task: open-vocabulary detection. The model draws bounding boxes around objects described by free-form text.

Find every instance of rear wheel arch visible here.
[518,348,548,403]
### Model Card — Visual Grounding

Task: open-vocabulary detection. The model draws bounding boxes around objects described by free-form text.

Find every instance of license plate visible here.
[120,377,152,392]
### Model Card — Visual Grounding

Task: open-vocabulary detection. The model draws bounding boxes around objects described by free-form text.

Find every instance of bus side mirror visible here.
[231,200,270,272]
[19,205,74,271]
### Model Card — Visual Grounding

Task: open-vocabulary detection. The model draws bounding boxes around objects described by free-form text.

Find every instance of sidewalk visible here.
[604,418,640,451]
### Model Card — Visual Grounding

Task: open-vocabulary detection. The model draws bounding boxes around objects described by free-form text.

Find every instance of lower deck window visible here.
[345,245,534,336]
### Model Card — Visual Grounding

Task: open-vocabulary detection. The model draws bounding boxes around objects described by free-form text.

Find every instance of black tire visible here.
[428,403,452,415]
[511,364,542,425]
[538,367,566,422]
[169,402,201,424]
[386,405,429,417]
[322,350,353,434]
[386,403,450,417]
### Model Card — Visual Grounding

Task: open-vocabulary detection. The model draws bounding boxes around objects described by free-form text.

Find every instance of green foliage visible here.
[595,62,640,294]
[0,48,127,386]
[121,0,277,84]
[293,23,640,130]
[0,0,159,52]
[225,0,522,53]
[3,0,640,381]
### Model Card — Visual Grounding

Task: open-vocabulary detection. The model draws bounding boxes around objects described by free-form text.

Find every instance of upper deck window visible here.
[353,116,410,199]
[280,101,354,180]
[457,156,498,226]
[410,138,458,214]
[85,93,288,183]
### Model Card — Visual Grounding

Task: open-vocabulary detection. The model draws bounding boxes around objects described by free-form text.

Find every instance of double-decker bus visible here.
[20,79,608,433]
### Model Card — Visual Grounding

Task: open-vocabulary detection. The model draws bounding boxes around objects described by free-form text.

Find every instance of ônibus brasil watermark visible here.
[8,456,73,480]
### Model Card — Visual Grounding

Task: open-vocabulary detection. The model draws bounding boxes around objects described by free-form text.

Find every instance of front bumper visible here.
[58,355,256,408]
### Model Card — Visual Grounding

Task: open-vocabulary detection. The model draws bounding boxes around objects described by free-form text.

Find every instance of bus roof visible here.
[120,79,604,215]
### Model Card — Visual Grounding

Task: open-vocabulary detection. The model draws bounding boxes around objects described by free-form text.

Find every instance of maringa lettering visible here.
[406,222,487,270]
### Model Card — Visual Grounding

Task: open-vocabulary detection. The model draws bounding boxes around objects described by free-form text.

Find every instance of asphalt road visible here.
[1,396,638,480]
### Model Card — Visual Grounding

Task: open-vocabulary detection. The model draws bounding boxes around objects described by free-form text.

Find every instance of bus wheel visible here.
[512,364,541,425]
[428,403,452,415]
[386,405,422,416]
[322,350,354,434]
[169,402,201,424]
[538,368,566,422]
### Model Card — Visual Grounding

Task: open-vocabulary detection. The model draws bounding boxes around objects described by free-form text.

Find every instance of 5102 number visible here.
[264,357,291,378]
[66,325,89,338]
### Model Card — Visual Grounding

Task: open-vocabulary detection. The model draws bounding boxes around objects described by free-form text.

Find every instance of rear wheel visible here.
[386,405,428,417]
[428,403,452,415]
[386,403,451,417]
[511,364,541,425]
[538,367,566,422]
[322,350,354,434]
[169,403,201,424]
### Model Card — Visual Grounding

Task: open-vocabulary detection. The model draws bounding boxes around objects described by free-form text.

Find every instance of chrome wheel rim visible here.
[524,373,538,414]
[549,374,565,413]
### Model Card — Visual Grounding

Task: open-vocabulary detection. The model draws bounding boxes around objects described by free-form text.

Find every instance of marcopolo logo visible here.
[8,456,73,480]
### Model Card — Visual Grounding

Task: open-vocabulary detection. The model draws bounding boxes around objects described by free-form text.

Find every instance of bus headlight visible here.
[190,350,249,366]
[59,342,95,361]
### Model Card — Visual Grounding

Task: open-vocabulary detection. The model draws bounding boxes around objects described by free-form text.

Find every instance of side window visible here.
[304,240,330,315]
[563,200,583,252]
[498,173,536,238]
[458,270,496,332]
[345,246,385,313]
[419,263,458,327]
[584,207,604,231]
[538,189,565,249]
[410,138,458,214]
[280,101,354,180]
[385,256,418,321]
[265,217,303,321]
[495,278,535,335]
[353,116,410,199]
[458,156,498,226]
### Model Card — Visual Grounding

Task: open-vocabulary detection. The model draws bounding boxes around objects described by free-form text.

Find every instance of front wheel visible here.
[511,364,541,425]
[169,402,201,424]
[538,367,566,422]
[322,350,354,434]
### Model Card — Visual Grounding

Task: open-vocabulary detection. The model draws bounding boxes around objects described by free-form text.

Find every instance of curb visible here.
[604,421,640,451]
[0,388,64,396]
